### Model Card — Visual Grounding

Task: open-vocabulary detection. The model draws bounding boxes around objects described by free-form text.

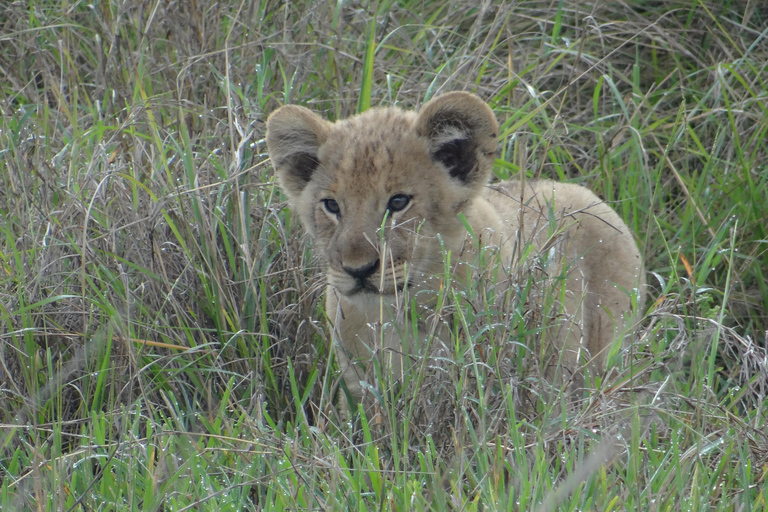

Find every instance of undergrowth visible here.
[1,1,767,510]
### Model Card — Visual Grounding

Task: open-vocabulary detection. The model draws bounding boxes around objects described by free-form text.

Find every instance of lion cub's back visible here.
[487,178,645,304]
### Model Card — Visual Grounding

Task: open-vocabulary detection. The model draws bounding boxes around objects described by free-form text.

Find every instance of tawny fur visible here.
[266,92,645,401]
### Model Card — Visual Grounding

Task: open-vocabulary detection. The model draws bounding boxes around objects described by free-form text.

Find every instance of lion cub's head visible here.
[266,92,498,300]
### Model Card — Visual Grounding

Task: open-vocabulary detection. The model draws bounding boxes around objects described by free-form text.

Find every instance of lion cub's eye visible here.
[387,194,411,212]
[323,198,340,215]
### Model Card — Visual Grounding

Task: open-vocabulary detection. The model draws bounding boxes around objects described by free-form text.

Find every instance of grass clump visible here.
[1,1,767,510]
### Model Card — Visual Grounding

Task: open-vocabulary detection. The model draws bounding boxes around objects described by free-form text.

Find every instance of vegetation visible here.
[1,0,767,510]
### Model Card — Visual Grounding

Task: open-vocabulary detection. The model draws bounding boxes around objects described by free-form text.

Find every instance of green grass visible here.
[1,1,767,510]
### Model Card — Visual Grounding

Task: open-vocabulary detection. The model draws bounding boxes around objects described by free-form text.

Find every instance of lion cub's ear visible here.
[415,92,498,187]
[266,105,331,200]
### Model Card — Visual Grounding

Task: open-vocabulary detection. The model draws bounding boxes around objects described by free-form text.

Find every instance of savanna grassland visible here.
[1,1,767,510]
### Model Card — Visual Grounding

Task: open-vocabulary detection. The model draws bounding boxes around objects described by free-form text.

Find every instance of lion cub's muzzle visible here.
[328,226,417,296]
[342,259,381,294]
[343,259,379,281]
[329,256,409,297]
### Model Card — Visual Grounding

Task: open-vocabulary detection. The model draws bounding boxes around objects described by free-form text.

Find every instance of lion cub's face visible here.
[266,93,498,300]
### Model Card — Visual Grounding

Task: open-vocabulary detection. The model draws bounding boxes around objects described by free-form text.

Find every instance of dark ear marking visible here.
[266,105,330,199]
[268,126,323,184]
[432,137,477,183]
[420,109,481,183]
[415,92,499,187]
[282,151,320,184]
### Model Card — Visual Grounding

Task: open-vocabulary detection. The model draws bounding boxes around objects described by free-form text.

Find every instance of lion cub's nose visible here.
[343,259,380,280]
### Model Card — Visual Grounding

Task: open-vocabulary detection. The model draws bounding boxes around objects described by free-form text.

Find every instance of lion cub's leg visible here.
[551,267,593,390]
[327,287,427,417]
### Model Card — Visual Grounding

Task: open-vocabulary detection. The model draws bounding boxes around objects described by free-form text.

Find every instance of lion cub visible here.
[266,92,644,401]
